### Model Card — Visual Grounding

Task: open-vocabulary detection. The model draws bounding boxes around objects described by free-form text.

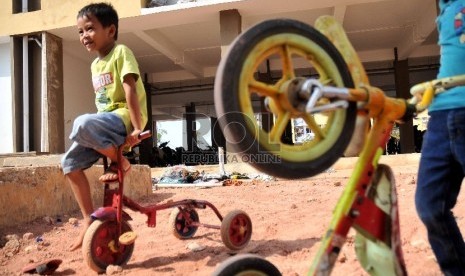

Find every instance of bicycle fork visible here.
[308,120,407,276]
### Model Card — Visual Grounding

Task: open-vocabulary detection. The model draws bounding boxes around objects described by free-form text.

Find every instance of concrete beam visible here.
[396,2,437,60]
[134,30,203,78]
[220,9,241,58]
[333,5,347,24]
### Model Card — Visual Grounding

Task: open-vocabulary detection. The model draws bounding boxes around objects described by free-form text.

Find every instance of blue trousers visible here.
[61,113,127,174]
[416,108,465,276]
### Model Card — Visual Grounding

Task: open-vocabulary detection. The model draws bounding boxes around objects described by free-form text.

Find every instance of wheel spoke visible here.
[249,80,279,97]
[280,44,295,80]
[269,111,291,142]
[303,113,325,140]
[229,228,243,242]
[320,76,334,86]
[307,55,337,86]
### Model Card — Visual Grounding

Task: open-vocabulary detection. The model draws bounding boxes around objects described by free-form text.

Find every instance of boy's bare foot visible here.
[99,157,131,182]
[69,217,92,251]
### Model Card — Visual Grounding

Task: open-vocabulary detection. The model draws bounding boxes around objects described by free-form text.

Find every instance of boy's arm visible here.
[123,73,143,145]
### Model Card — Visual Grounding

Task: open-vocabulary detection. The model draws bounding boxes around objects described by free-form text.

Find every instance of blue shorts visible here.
[61,113,127,174]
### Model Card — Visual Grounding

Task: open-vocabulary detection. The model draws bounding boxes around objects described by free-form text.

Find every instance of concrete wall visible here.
[0,0,144,36]
[0,41,13,154]
[62,49,95,150]
[0,158,152,228]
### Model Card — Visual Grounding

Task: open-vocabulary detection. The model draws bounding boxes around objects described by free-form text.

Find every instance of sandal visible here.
[99,162,131,183]
[22,258,62,275]
[99,163,119,182]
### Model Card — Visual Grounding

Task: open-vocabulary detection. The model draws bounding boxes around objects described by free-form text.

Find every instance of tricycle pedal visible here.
[119,231,137,245]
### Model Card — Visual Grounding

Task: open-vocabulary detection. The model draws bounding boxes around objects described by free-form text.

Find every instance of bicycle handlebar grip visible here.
[138,130,152,140]
[409,82,434,113]
[410,82,427,97]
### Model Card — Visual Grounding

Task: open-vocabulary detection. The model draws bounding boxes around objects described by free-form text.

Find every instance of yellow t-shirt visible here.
[91,44,148,133]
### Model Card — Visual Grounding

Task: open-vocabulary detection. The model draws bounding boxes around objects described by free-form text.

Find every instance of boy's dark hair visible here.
[77,2,119,40]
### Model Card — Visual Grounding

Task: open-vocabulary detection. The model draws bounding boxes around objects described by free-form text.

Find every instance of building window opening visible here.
[13,0,41,14]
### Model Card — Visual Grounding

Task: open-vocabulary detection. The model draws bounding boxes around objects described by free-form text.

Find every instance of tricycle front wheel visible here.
[82,220,134,273]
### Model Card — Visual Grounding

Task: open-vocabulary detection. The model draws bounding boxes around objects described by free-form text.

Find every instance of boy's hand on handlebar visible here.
[126,129,142,147]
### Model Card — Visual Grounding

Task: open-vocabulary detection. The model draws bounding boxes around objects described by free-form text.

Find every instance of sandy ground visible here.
[1,158,462,276]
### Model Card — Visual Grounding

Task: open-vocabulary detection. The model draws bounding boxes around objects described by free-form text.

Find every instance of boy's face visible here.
[77,14,115,57]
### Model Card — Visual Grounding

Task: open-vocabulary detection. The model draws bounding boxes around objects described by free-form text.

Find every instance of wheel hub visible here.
[265,77,310,117]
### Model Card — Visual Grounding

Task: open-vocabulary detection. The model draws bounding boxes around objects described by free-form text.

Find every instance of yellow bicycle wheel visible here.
[214,19,356,179]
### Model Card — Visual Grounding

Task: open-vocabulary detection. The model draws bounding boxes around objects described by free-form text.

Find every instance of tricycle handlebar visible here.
[409,74,465,113]
[138,130,152,141]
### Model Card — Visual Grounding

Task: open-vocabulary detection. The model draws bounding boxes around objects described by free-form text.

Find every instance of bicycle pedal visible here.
[119,231,137,245]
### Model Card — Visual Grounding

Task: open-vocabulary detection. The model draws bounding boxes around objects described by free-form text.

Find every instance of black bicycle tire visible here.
[214,19,355,179]
[212,254,281,276]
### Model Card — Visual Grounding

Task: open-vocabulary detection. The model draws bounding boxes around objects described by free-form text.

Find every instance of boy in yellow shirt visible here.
[61,2,148,251]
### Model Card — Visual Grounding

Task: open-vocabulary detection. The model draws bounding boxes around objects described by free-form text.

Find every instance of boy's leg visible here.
[61,113,128,248]
[65,170,94,251]
[97,146,131,182]
[70,113,129,182]
[416,109,465,275]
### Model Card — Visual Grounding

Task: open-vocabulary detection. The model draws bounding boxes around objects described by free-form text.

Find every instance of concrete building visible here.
[0,0,439,157]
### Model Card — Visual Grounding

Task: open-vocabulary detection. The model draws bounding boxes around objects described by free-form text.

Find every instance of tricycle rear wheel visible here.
[221,210,252,250]
[169,207,200,239]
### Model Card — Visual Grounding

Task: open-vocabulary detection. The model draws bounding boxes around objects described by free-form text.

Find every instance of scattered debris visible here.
[43,216,54,225]
[325,167,336,174]
[410,239,430,251]
[23,233,34,241]
[230,172,249,180]
[153,165,276,188]
[24,245,36,254]
[3,237,20,257]
[338,253,347,263]
[248,173,276,182]
[186,242,205,252]
[68,218,79,226]
[6,234,19,241]
[223,179,243,186]
[21,259,62,275]
[106,264,123,275]
[158,165,202,184]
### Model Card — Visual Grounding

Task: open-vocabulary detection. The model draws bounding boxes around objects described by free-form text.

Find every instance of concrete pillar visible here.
[152,119,157,146]
[184,103,196,152]
[260,100,272,132]
[12,37,23,152]
[220,9,241,57]
[219,9,242,162]
[394,58,415,153]
[139,81,154,165]
[211,116,225,149]
[42,32,64,154]
[258,72,273,132]
[282,120,294,145]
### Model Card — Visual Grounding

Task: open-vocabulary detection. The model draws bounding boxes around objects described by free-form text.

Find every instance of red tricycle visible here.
[81,131,253,273]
